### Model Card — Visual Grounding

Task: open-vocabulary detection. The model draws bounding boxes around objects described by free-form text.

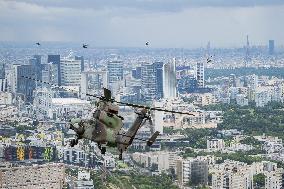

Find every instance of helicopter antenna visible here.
[20,75,195,116]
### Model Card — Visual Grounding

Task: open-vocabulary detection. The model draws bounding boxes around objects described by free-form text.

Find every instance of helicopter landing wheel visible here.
[119,149,123,160]
[101,147,106,155]
[70,139,76,147]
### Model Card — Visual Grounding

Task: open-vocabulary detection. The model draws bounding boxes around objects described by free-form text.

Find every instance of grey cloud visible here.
[0,0,284,48]
[7,0,284,13]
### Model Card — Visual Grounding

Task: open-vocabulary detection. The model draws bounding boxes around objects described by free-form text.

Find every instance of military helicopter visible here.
[21,76,194,159]
[69,88,195,159]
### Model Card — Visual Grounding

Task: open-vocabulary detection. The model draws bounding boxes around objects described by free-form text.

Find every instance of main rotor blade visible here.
[112,100,195,115]
[20,76,195,116]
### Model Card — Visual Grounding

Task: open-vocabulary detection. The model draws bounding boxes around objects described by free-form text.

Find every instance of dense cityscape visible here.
[0,38,284,189]
[1,0,284,188]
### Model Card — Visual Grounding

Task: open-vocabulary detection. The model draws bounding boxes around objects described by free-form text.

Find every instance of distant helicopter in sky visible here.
[207,55,213,63]
[82,44,88,48]
[36,42,41,46]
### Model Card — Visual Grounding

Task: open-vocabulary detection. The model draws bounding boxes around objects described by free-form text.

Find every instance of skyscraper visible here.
[0,63,6,91]
[60,58,82,86]
[132,66,142,79]
[155,62,164,99]
[14,64,36,102]
[245,35,250,66]
[269,40,275,55]
[163,59,176,98]
[107,60,123,85]
[75,55,84,71]
[141,61,167,102]
[196,62,204,88]
[47,55,61,85]
[29,55,42,83]
[141,62,157,102]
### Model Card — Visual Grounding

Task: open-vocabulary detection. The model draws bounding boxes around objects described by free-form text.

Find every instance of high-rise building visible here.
[47,55,61,85]
[176,158,208,186]
[163,59,176,98]
[75,55,84,71]
[13,64,36,102]
[0,63,4,79]
[155,62,164,99]
[107,60,123,85]
[154,101,164,134]
[60,58,82,86]
[212,160,253,189]
[245,35,251,67]
[80,70,108,99]
[177,76,198,94]
[132,66,142,79]
[269,40,275,55]
[229,74,237,87]
[265,168,284,189]
[141,62,157,102]
[191,160,208,186]
[41,63,52,85]
[196,62,204,88]
[0,63,6,91]
[30,55,42,82]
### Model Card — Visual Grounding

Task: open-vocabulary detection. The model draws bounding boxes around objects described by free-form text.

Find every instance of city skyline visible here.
[0,0,284,48]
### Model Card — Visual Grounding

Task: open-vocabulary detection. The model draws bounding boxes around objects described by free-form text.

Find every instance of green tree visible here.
[253,173,265,188]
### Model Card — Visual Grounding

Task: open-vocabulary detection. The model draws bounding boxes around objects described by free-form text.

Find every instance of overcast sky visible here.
[0,0,284,48]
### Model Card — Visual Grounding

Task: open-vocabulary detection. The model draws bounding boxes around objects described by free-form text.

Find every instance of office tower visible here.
[80,70,108,99]
[141,62,157,102]
[107,60,123,85]
[163,59,176,98]
[60,58,82,86]
[132,66,142,79]
[0,63,4,79]
[0,163,65,188]
[245,35,250,66]
[41,63,52,85]
[75,55,84,71]
[155,62,164,99]
[132,69,137,79]
[269,40,275,55]
[47,55,61,85]
[136,66,142,79]
[30,55,42,83]
[107,60,123,83]
[177,76,198,94]
[0,63,6,91]
[14,64,36,102]
[196,62,204,88]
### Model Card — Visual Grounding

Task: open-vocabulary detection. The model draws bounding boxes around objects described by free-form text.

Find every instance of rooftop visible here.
[52,98,90,105]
